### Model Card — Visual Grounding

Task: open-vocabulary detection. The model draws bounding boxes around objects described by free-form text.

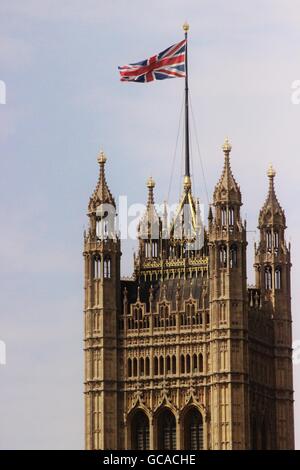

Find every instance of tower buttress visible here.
[208,139,249,449]
[254,165,294,449]
[83,151,121,450]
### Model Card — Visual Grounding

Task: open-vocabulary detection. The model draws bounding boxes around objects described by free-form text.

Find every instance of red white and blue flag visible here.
[118,39,186,83]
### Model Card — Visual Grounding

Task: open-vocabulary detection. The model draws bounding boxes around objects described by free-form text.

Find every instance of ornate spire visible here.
[213,138,241,205]
[259,164,286,227]
[162,200,168,237]
[88,150,115,212]
[146,176,155,207]
[138,177,160,238]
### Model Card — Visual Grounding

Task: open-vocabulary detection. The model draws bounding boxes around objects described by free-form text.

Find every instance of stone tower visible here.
[208,139,249,449]
[83,151,121,450]
[83,141,294,450]
[252,165,294,449]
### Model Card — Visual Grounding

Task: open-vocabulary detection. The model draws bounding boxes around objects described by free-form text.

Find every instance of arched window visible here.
[180,355,185,374]
[154,357,158,375]
[199,353,204,373]
[166,356,171,375]
[93,255,101,279]
[219,245,227,268]
[145,357,150,376]
[157,409,176,450]
[274,231,279,250]
[184,408,204,450]
[96,218,103,239]
[229,207,234,225]
[172,355,176,374]
[133,358,138,377]
[266,230,272,251]
[229,244,238,268]
[104,257,111,278]
[264,266,272,290]
[140,357,144,376]
[131,410,150,450]
[133,308,137,320]
[193,354,198,372]
[152,241,158,258]
[221,207,227,226]
[159,356,164,375]
[145,241,151,258]
[275,267,281,290]
[186,354,191,374]
[128,358,132,377]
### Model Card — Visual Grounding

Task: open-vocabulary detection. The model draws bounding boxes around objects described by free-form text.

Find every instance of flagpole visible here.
[183,22,191,189]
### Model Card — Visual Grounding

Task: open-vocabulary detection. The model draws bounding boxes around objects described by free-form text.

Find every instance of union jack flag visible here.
[118,39,186,83]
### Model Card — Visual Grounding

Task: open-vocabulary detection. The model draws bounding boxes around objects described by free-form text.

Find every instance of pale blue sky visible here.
[0,0,299,449]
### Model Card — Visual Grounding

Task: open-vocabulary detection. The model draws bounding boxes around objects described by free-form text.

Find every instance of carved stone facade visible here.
[83,143,294,450]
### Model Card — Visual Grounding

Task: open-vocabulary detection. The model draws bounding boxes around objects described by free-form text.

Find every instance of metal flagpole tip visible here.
[182,21,190,32]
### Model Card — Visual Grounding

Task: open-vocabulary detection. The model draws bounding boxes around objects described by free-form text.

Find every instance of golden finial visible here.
[183,175,191,191]
[267,163,276,178]
[182,21,190,32]
[97,150,107,164]
[147,176,155,188]
[222,137,232,154]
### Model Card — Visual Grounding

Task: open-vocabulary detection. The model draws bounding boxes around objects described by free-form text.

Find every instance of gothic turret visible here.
[209,138,246,277]
[83,150,120,450]
[208,138,249,449]
[254,165,294,449]
[258,164,285,228]
[138,176,160,244]
[88,150,115,211]
[135,177,162,276]
[254,165,290,306]
[87,151,116,240]
[212,138,242,224]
